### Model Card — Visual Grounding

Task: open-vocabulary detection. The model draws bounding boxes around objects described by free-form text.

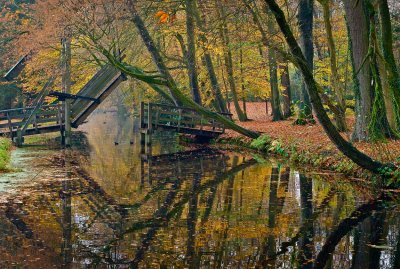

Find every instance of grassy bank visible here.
[0,138,12,171]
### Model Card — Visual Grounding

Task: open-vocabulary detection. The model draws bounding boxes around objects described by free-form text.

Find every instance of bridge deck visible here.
[140,102,230,138]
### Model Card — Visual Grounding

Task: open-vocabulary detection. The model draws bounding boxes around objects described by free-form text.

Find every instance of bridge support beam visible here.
[61,36,72,147]
[13,129,23,147]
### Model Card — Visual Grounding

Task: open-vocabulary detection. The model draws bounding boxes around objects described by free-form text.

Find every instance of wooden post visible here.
[177,109,182,131]
[147,103,152,145]
[58,103,65,145]
[34,114,39,132]
[7,112,13,139]
[140,102,145,129]
[62,36,72,147]
[14,129,23,147]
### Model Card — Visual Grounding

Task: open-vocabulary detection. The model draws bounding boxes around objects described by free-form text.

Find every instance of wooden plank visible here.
[0,121,25,128]
[71,73,125,127]
[3,55,28,81]
[71,66,121,118]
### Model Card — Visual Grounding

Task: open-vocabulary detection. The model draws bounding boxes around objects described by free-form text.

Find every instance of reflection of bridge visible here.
[140,148,229,184]
[0,149,256,267]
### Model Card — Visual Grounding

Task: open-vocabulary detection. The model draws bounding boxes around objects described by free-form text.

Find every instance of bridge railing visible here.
[0,104,63,136]
[140,102,231,136]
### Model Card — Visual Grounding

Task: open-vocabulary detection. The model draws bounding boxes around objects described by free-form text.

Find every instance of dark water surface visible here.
[0,109,400,269]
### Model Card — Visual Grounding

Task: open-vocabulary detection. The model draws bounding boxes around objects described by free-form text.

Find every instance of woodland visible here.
[1,0,400,181]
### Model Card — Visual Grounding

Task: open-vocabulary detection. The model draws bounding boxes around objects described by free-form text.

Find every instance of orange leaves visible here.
[155,11,169,23]
[155,11,176,24]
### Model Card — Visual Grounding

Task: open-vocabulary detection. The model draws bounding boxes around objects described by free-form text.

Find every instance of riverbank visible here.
[218,102,400,181]
[0,138,12,172]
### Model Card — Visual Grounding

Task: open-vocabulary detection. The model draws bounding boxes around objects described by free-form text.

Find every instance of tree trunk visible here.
[264,0,386,173]
[378,0,400,131]
[185,0,202,105]
[243,0,283,120]
[365,0,394,140]
[343,0,372,141]
[320,0,347,132]
[215,0,247,121]
[126,0,181,106]
[267,12,283,121]
[297,0,314,120]
[280,62,292,118]
[239,48,248,118]
[194,0,227,113]
[123,0,259,138]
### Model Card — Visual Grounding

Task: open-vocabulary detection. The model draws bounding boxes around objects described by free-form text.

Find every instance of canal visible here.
[0,106,399,268]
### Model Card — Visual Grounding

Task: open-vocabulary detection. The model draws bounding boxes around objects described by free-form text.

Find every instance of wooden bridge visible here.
[1,56,229,146]
[139,102,231,143]
[0,64,126,145]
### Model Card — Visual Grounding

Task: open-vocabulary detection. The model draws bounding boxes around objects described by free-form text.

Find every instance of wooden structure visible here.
[0,56,229,146]
[139,102,230,146]
[0,64,126,145]
[2,54,28,82]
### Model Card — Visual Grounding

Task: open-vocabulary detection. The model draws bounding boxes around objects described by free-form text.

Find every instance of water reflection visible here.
[0,110,399,268]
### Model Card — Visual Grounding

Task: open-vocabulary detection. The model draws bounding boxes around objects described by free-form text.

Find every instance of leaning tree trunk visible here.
[194,0,228,113]
[126,0,181,106]
[216,0,247,121]
[185,0,202,105]
[242,0,284,120]
[320,0,347,132]
[123,0,259,138]
[297,0,314,121]
[263,0,387,174]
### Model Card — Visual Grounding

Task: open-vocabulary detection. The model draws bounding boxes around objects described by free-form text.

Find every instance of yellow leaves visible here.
[155,11,170,23]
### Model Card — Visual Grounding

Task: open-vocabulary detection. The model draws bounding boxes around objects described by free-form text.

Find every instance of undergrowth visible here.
[215,134,375,180]
[0,138,12,171]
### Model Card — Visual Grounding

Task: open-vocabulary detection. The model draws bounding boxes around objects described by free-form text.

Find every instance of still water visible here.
[0,108,399,269]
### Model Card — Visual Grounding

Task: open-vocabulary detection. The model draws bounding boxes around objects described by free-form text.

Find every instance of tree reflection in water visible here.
[0,111,400,268]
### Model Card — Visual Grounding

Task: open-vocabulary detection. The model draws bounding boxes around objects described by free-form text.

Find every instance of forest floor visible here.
[219,102,400,178]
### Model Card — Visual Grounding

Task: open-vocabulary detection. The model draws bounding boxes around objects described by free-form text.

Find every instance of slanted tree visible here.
[241,0,283,121]
[193,0,228,113]
[120,0,259,138]
[263,0,391,174]
[318,0,347,131]
[215,0,248,121]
